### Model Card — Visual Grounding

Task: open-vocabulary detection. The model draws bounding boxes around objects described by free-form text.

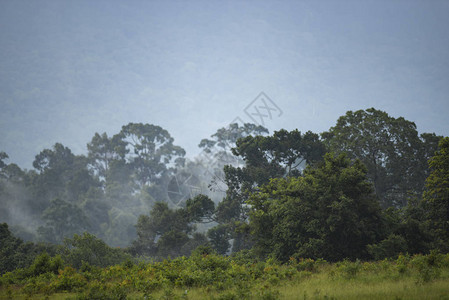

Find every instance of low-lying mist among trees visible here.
[1,108,448,269]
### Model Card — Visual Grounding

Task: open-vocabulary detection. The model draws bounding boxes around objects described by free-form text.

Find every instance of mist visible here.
[0,0,448,269]
[0,0,448,170]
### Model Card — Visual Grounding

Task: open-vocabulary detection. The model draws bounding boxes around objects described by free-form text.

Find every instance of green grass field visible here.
[1,253,449,299]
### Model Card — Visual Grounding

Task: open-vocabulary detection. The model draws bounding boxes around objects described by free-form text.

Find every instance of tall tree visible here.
[37,198,90,244]
[322,108,441,208]
[197,123,269,195]
[423,137,449,252]
[87,132,128,182]
[248,153,383,261]
[31,143,97,205]
[118,123,186,188]
[62,232,131,269]
[199,122,268,168]
[0,152,8,176]
[0,223,57,274]
[131,195,214,258]
[210,129,325,253]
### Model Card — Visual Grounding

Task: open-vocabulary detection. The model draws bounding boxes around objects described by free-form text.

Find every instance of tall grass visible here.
[1,252,449,299]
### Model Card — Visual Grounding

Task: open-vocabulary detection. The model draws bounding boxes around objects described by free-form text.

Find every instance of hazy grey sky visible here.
[1,0,448,169]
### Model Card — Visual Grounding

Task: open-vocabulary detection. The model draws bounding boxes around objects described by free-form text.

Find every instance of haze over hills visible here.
[1,0,448,169]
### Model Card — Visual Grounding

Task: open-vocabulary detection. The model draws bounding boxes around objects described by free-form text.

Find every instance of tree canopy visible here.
[248,153,382,261]
[0,109,447,264]
[423,137,449,251]
[322,108,441,208]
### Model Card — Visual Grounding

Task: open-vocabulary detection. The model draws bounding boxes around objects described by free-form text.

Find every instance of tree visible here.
[199,123,269,170]
[1,163,26,182]
[366,199,432,259]
[37,198,90,244]
[207,224,230,255]
[62,232,132,269]
[322,108,441,208]
[211,129,326,253]
[0,152,8,177]
[118,123,186,189]
[87,132,128,182]
[130,195,214,258]
[423,137,449,252]
[196,123,269,197]
[233,129,325,177]
[31,143,98,206]
[248,153,383,261]
[185,194,215,223]
[419,133,444,185]
[31,143,75,205]
[33,143,75,173]
[1,222,28,273]
[79,187,111,239]
[0,223,57,274]
[0,153,36,234]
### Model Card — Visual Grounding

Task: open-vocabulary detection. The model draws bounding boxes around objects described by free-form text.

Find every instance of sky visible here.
[0,0,448,169]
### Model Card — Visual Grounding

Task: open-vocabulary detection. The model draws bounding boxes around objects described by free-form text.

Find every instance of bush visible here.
[395,253,410,275]
[367,234,408,260]
[50,266,87,292]
[289,257,322,272]
[29,252,64,277]
[63,232,132,269]
[337,259,361,279]
[75,281,127,300]
[411,250,443,283]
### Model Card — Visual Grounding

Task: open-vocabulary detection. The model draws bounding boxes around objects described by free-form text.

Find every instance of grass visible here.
[280,271,449,300]
[1,253,449,299]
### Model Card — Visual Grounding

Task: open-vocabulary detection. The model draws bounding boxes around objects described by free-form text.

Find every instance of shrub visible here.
[337,259,361,279]
[28,252,64,277]
[50,266,87,292]
[395,253,410,275]
[367,234,408,260]
[411,251,443,283]
[63,232,132,269]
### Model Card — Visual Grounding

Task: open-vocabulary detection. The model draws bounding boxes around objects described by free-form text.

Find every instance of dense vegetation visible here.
[1,249,449,299]
[1,107,448,298]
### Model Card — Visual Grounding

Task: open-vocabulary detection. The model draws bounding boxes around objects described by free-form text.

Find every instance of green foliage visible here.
[0,222,29,274]
[28,252,64,276]
[322,108,442,208]
[119,122,186,188]
[1,123,191,251]
[2,252,449,299]
[198,122,269,168]
[62,232,132,269]
[210,128,326,255]
[38,198,90,244]
[32,143,99,206]
[75,279,128,300]
[248,153,382,262]
[367,234,408,260]
[368,198,432,260]
[0,223,58,274]
[191,244,217,257]
[410,251,443,283]
[131,197,212,258]
[233,129,325,177]
[0,152,8,172]
[1,114,447,283]
[288,257,323,272]
[423,137,449,252]
[336,259,362,279]
[207,224,231,255]
[87,132,128,182]
[185,194,215,223]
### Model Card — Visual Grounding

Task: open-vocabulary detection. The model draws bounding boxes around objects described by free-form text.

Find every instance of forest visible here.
[1,107,449,299]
